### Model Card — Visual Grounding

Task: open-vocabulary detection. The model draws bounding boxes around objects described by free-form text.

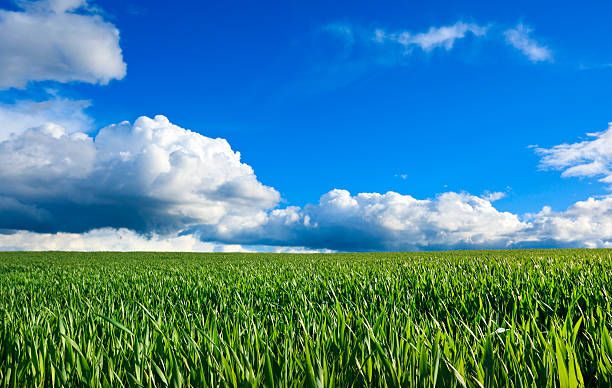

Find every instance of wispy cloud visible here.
[324,20,489,58]
[278,19,554,99]
[536,122,612,183]
[324,20,556,65]
[504,23,553,62]
[322,22,355,48]
[373,21,488,52]
[0,96,93,141]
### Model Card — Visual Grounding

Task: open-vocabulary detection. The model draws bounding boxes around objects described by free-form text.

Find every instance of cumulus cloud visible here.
[2,110,612,251]
[519,196,612,248]
[0,115,279,233]
[4,114,612,251]
[536,122,612,183]
[504,23,552,62]
[193,189,526,251]
[226,123,612,250]
[0,0,126,89]
[195,188,612,250]
[373,21,488,52]
[5,110,612,251]
[0,97,93,141]
[7,186,612,251]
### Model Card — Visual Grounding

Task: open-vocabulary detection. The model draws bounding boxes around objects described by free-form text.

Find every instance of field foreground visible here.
[1,250,612,387]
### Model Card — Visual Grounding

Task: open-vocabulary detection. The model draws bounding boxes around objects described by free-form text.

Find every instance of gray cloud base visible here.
[0,116,280,234]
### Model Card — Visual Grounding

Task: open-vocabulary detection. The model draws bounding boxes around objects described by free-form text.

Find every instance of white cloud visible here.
[0,0,126,89]
[325,21,488,56]
[7,186,612,251]
[5,116,612,251]
[374,21,487,52]
[504,23,552,62]
[194,187,612,251]
[536,122,612,183]
[194,189,527,251]
[0,228,252,252]
[4,108,612,251]
[0,1,587,252]
[481,191,506,202]
[324,20,557,68]
[0,228,337,252]
[520,196,612,248]
[302,20,549,96]
[0,115,280,233]
[0,97,93,141]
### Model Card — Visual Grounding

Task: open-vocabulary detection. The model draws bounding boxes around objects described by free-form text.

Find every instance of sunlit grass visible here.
[0,250,611,387]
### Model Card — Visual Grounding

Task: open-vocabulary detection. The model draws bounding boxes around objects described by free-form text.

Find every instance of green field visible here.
[1,250,611,387]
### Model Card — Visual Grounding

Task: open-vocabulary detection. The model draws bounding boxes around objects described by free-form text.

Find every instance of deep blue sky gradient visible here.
[4,0,612,216]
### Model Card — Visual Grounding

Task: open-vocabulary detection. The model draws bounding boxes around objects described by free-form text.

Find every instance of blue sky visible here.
[1,0,612,251]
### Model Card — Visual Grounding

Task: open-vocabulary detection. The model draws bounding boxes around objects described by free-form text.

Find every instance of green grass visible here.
[0,250,611,387]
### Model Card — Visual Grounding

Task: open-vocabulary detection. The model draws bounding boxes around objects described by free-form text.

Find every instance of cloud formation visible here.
[0,0,603,252]
[3,115,612,251]
[0,228,249,252]
[324,21,488,60]
[193,189,526,250]
[0,115,279,233]
[194,188,612,250]
[0,96,93,141]
[520,196,612,248]
[3,113,612,251]
[0,0,126,89]
[536,122,612,183]
[6,189,612,251]
[323,20,557,67]
[0,228,336,253]
[373,22,487,52]
[504,23,552,62]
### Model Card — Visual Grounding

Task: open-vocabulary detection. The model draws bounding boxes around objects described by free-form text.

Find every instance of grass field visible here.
[0,250,611,387]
